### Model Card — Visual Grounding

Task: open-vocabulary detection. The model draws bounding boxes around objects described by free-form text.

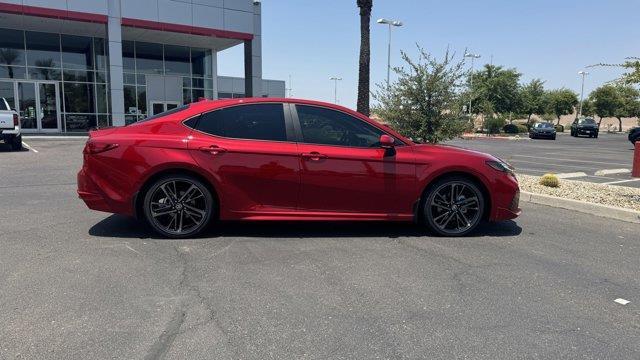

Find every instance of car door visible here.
[187,103,301,219]
[292,104,417,217]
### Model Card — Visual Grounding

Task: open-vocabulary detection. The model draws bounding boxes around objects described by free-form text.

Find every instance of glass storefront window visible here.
[191,48,212,78]
[61,34,93,70]
[29,67,61,80]
[63,82,95,113]
[94,38,107,71]
[137,86,147,115]
[0,66,26,79]
[135,42,163,75]
[0,28,26,66]
[123,41,135,72]
[63,69,94,82]
[26,31,60,68]
[124,85,137,114]
[65,114,96,132]
[96,84,108,113]
[164,45,190,76]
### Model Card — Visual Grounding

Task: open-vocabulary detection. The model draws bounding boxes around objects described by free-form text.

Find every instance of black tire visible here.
[10,134,21,151]
[143,174,214,238]
[594,133,599,139]
[552,135,556,140]
[423,176,485,237]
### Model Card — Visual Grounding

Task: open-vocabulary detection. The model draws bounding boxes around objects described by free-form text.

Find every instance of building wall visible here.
[0,0,256,35]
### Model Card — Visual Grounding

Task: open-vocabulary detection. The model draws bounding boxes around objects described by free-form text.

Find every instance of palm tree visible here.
[356,0,372,116]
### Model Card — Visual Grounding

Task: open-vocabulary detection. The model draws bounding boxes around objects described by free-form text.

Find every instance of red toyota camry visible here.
[78,98,520,238]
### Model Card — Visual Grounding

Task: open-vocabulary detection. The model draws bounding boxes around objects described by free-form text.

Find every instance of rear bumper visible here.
[0,127,20,136]
[77,169,114,213]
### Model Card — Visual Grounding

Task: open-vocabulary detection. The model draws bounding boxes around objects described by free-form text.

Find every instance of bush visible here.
[503,123,519,134]
[516,124,528,133]
[539,173,560,188]
[554,124,564,132]
[485,116,506,134]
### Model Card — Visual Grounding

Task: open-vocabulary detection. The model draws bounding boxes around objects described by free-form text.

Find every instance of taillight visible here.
[13,113,18,127]
[83,141,119,154]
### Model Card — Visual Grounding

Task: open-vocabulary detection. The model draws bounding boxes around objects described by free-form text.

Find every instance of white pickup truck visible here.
[0,97,21,151]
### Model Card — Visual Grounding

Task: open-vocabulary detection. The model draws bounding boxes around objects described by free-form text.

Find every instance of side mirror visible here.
[379,134,395,149]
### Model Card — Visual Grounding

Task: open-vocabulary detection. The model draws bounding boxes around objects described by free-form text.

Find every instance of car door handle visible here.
[301,152,328,161]
[198,145,227,155]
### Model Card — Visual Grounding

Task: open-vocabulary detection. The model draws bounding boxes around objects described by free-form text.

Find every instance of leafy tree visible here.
[373,47,467,143]
[620,59,640,85]
[613,85,640,132]
[519,79,546,125]
[356,0,372,116]
[469,64,522,118]
[579,98,596,117]
[588,85,622,128]
[544,89,578,125]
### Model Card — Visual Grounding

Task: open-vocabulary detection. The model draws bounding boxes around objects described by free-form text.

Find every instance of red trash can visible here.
[633,142,640,178]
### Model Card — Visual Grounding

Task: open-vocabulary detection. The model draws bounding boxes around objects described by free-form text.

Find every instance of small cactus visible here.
[539,173,560,188]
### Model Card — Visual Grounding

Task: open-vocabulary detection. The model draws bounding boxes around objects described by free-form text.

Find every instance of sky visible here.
[218,0,640,110]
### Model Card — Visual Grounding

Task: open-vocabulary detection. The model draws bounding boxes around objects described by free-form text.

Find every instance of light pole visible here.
[377,18,403,87]
[329,77,342,104]
[464,52,481,116]
[577,71,589,118]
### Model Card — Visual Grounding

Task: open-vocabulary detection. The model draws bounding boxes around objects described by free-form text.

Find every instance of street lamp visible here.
[464,52,481,116]
[329,77,342,104]
[377,18,403,87]
[577,71,589,118]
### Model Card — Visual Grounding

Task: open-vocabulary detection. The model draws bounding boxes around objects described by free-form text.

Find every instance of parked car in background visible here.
[78,98,521,238]
[529,122,556,140]
[570,117,599,138]
[0,98,21,151]
[629,127,640,145]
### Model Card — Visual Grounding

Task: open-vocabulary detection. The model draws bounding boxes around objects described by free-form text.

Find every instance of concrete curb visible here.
[520,191,640,224]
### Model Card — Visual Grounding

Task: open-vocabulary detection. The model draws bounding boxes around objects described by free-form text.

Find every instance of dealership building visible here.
[0,0,284,133]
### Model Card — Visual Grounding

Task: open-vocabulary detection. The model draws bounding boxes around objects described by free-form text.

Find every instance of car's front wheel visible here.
[143,175,214,238]
[423,177,485,237]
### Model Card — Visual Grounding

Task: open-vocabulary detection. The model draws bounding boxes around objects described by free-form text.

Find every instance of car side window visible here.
[196,103,287,142]
[295,105,386,147]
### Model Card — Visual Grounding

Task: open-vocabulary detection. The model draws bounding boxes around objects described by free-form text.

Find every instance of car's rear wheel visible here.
[143,175,214,238]
[423,177,485,237]
[10,135,21,151]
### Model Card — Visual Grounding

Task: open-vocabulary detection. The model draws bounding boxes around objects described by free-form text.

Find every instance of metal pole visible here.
[334,79,338,104]
[469,56,474,116]
[386,24,392,87]
[578,72,587,118]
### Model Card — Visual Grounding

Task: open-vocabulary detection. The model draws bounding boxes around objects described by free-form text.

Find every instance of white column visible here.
[107,0,125,126]
[252,2,262,97]
[211,50,218,99]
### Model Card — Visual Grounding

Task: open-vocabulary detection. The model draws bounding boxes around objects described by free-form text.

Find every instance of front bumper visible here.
[577,128,598,135]
[530,132,555,138]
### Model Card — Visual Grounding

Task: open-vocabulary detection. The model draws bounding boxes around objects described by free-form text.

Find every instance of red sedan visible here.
[78,98,520,238]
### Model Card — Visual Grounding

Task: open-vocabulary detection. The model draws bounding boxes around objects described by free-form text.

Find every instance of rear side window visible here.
[0,99,8,111]
[196,103,287,141]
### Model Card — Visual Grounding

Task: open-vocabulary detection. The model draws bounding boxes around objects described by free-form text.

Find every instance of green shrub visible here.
[485,116,506,134]
[503,123,519,134]
[516,124,528,133]
[539,173,560,188]
[554,124,564,132]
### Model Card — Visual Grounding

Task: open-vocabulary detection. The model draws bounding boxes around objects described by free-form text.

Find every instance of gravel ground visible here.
[518,174,640,211]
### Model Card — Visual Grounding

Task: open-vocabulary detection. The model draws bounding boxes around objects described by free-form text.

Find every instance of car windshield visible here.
[578,118,596,125]
[535,123,553,129]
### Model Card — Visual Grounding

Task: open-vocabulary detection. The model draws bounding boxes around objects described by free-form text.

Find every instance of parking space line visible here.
[21,141,38,153]
[512,155,630,167]
[556,172,588,179]
[594,169,630,176]
[509,159,602,171]
[601,178,640,185]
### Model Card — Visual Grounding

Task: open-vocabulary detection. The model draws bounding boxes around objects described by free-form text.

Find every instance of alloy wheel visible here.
[147,179,209,236]
[427,181,483,236]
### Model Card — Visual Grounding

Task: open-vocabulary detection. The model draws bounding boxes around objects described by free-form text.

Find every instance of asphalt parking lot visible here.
[447,132,640,188]
[1,138,639,359]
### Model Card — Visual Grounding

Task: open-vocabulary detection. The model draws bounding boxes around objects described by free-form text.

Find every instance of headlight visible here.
[486,159,515,176]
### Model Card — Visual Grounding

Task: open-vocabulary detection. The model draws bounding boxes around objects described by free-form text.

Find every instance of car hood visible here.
[412,143,496,162]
